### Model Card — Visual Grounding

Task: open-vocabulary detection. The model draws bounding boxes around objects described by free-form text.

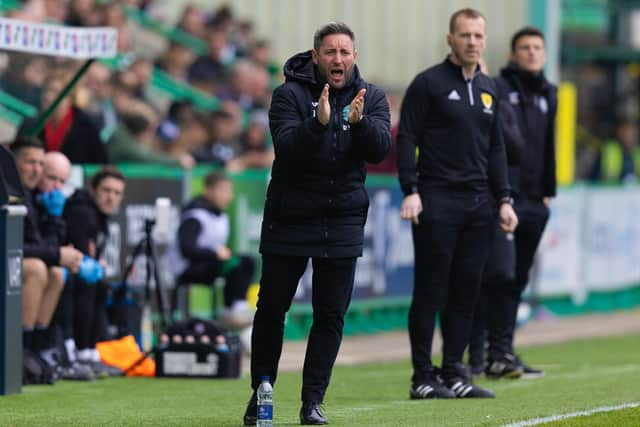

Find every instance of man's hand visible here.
[499,203,518,233]
[317,84,330,126]
[216,245,232,261]
[543,197,551,208]
[59,245,83,272]
[348,88,366,124]
[400,193,423,225]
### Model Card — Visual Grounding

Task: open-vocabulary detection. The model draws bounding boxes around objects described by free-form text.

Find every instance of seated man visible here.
[35,151,94,380]
[64,166,126,377]
[169,171,255,329]
[10,137,83,364]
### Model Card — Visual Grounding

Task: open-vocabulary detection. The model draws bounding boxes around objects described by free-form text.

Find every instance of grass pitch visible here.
[0,334,638,426]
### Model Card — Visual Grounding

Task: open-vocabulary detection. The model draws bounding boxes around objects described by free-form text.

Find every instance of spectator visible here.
[84,62,118,143]
[129,58,154,101]
[1,54,49,108]
[108,110,194,168]
[19,71,108,164]
[176,4,207,40]
[229,110,274,171]
[218,59,259,110]
[65,0,101,27]
[168,171,255,329]
[155,42,195,82]
[192,108,241,166]
[589,119,640,183]
[188,27,229,94]
[10,137,83,367]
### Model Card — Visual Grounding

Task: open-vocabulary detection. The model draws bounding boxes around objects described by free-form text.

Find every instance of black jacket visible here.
[397,58,510,200]
[260,50,391,258]
[23,189,60,266]
[495,64,557,199]
[63,189,108,258]
[19,107,108,165]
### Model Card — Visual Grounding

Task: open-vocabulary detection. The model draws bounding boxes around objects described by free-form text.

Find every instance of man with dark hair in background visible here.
[63,166,126,377]
[244,21,391,425]
[397,8,518,399]
[469,26,557,380]
[10,137,83,372]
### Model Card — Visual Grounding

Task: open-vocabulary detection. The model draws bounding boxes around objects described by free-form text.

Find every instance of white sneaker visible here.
[220,307,254,329]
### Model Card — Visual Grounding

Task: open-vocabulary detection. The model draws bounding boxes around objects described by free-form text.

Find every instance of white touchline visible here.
[502,402,640,427]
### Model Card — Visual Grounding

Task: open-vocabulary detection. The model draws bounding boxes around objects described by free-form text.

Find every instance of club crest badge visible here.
[481,92,493,114]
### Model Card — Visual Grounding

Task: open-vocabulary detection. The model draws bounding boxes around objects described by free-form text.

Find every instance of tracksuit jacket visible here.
[495,63,557,199]
[397,57,510,201]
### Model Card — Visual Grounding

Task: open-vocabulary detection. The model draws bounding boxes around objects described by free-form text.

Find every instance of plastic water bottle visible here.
[257,376,273,426]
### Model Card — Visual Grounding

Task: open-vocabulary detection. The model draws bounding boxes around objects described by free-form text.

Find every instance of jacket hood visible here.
[66,188,95,209]
[501,62,551,93]
[283,50,362,89]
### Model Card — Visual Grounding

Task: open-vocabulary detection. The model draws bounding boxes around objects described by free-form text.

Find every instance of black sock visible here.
[33,325,48,352]
[23,329,34,350]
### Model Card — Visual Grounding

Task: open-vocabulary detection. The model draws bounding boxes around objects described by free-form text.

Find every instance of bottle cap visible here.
[261,375,270,382]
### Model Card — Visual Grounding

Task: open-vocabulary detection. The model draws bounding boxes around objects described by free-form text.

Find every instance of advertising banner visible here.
[0,18,117,59]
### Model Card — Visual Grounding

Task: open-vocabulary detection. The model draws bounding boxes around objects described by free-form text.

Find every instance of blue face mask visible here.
[39,188,67,216]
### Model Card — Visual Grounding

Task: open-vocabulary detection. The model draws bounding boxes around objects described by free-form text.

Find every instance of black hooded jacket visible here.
[260,50,391,258]
[494,64,557,199]
[63,189,109,258]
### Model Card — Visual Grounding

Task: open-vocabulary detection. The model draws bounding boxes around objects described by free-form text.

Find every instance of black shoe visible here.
[56,361,95,381]
[444,377,495,398]
[300,401,327,425]
[515,355,544,379]
[243,392,257,426]
[410,375,455,399]
[485,354,524,379]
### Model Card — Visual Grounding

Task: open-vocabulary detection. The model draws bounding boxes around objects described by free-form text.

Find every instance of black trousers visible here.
[250,254,356,403]
[51,274,75,350]
[409,190,494,382]
[74,279,108,350]
[178,256,255,307]
[470,197,549,363]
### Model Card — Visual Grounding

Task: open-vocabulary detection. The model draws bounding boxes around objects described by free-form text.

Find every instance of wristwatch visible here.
[499,196,514,206]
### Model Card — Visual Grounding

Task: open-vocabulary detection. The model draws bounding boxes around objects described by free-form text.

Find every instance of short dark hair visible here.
[511,26,545,52]
[204,170,230,189]
[9,136,44,155]
[90,166,125,190]
[449,8,485,34]
[313,22,355,51]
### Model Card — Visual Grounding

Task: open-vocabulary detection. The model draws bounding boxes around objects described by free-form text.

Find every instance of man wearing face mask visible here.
[397,8,518,399]
[244,22,390,425]
[469,26,557,380]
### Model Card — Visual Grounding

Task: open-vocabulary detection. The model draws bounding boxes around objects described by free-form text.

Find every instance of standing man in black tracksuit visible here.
[469,26,557,380]
[243,22,390,425]
[397,8,518,400]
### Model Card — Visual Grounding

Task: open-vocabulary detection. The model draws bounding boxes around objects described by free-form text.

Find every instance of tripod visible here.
[119,218,170,332]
